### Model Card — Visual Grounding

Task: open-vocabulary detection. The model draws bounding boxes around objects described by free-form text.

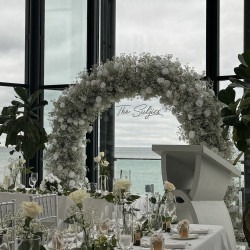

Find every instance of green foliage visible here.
[0,87,48,161]
[218,50,250,163]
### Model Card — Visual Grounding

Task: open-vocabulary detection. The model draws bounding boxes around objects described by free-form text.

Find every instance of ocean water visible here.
[114,147,163,194]
[0,146,164,194]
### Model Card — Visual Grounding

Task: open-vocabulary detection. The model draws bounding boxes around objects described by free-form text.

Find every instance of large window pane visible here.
[220,0,243,75]
[44,0,87,85]
[0,0,25,83]
[116,0,206,73]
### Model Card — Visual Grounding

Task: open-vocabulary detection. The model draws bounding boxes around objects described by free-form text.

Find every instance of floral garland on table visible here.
[44,53,235,189]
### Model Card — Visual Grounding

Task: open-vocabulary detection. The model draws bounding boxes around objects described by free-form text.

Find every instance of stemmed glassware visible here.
[29,172,38,191]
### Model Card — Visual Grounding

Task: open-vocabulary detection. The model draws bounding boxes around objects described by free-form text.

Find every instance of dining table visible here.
[0,192,234,249]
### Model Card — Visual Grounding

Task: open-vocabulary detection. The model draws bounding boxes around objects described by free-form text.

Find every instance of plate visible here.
[171,234,199,240]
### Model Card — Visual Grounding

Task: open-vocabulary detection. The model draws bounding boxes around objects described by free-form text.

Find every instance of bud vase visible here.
[16,235,41,250]
[98,175,108,195]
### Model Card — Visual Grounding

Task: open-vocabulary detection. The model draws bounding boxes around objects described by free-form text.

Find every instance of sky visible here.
[0,0,244,149]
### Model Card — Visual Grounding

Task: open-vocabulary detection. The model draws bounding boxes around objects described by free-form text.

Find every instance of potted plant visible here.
[0,87,48,173]
[218,50,250,164]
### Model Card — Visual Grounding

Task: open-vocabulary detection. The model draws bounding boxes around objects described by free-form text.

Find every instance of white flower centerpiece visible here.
[94,151,110,176]
[39,173,63,194]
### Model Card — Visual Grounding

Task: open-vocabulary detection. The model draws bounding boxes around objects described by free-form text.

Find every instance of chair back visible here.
[0,199,16,249]
[29,194,58,227]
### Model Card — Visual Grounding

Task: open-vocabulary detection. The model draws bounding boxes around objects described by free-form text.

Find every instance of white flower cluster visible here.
[44,53,234,188]
[39,173,63,193]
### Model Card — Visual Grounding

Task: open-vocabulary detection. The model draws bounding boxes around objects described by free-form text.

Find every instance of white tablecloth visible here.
[0,193,234,249]
[140,224,232,250]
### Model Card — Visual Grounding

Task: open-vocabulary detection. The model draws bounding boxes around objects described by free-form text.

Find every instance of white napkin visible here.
[190,228,209,234]
[165,242,186,249]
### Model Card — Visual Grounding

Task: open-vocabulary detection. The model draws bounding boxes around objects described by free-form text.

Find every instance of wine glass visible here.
[29,177,35,189]
[30,172,38,187]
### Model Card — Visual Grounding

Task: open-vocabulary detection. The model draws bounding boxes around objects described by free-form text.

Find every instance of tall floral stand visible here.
[152,144,241,250]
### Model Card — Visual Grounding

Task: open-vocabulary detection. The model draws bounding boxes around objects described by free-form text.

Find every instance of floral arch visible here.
[45,53,234,188]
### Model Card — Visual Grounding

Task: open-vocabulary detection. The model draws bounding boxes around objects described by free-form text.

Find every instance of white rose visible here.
[99,152,105,157]
[146,87,153,94]
[189,131,195,139]
[69,171,75,178]
[188,114,193,120]
[162,68,169,75]
[164,80,170,88]
[117,86,124,92]
[195,98,203,107]
[96,96,102,103]
[69,180,76,188]
[58,117,64,123]
[103,160,109,167]
[188,88,195,94]
[204,109,211,117]
[72,147,77,152]
[157,77,165,84]
[67,118,73,123]
[100,82,106,88]
[179,84,187,91]
[60,124,67,130]
[52,138,57,144]
[60,102,65,108]
[164,181,175,192]
[166,90,172,98]
[69,189,90,205]
[195,83,202,91]
[20,202,43,218]
[94,156,101,163]
[53,152,59,160]
[79,120,85,125]
[73,120,78,126]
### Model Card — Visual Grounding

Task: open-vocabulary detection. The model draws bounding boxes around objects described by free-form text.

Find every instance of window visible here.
[0,0,25,83]
[44,0,87,85]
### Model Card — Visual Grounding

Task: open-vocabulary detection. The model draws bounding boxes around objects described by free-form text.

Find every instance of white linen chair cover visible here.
[29,194,58,227]
[0,199,16,249]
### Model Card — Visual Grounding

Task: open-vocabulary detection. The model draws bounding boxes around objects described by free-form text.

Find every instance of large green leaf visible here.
[14,87,29,103]
[218,87,235,105]
[29,89,43,106]
[222,115,239,126]
[241,50,250,66]
[221,107,235,117]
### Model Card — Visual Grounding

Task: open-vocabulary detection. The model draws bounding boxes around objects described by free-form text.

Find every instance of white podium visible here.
[152,144,241,250]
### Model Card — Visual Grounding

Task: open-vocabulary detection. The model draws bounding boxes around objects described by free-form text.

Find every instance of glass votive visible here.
[177,219,190,238]
[150,233,164,250]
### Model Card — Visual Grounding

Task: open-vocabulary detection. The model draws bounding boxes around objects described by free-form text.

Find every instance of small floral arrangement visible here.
[7,157,26,188]
[94,151,110,176]
[65,189,93,249]
[93,234,116,250]
[39,173,63,194]
[15,202,47,244]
